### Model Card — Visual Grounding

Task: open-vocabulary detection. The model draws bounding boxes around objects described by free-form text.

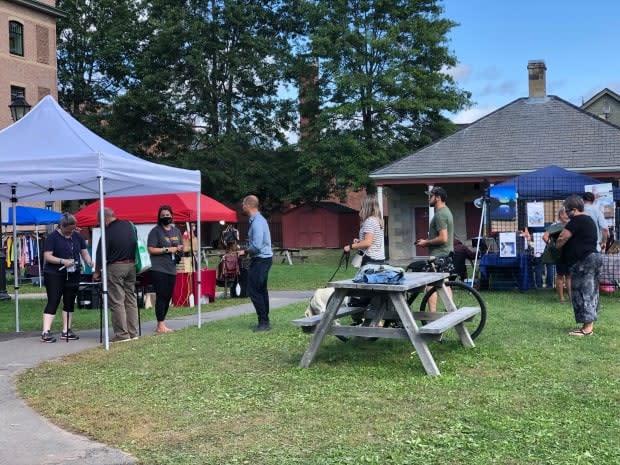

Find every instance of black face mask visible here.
[159,217,173,226]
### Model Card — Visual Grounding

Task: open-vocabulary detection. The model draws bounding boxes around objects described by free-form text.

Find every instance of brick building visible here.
[1,0,64,217]
[0,0,64,129]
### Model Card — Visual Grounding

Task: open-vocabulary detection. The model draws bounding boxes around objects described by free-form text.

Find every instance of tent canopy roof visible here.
[75,192,237,226]
[0,96,200,202]
[495,165,602,200]
[2,206,61,225]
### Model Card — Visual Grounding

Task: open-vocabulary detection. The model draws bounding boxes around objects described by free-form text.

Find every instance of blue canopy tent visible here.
[479,166,607,291]
[493,165,602,200]
[3,206,62,225]
[2,206,62,288]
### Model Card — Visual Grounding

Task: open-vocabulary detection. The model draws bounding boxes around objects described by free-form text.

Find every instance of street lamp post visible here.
[8,96,31,122]
[0,96,33,300]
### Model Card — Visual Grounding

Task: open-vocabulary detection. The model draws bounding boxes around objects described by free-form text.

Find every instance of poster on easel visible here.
[585,183,614,228]
[499,232,517,258]
[527,202,545,228]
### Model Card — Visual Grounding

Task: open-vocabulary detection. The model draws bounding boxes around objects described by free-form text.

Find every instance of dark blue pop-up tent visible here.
[3,206,61,225]
[494,165,602,200]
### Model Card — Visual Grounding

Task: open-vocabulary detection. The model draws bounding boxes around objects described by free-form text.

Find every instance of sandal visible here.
[568,329,594,337]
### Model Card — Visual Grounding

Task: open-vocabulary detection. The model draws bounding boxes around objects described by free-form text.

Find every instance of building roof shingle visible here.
[371,95,620,182]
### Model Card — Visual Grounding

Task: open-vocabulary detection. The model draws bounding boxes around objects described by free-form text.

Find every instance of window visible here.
[9,21,24,56]
[11,85,26,103]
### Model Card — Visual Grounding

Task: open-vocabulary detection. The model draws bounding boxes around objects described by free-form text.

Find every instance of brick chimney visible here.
[527,60,547,98]
[299,57,319,140]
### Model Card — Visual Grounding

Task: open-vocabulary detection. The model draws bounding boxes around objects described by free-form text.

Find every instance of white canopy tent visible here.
[0,96,203,348]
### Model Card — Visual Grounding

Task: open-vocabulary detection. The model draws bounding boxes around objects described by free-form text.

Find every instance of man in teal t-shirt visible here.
[416,186,454,257]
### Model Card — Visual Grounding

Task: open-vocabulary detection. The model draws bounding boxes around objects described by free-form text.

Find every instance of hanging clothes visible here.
[5,236,13,268]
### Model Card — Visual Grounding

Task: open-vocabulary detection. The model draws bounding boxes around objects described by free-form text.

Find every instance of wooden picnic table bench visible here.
[273,247,308,265]
[292,305,365,332]
[201,247,223,267]
[294,272,481,376]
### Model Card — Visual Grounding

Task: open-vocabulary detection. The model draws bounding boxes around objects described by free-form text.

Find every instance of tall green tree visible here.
[294,0,471,199]
[56,0,142,117]
[102,0,301,204]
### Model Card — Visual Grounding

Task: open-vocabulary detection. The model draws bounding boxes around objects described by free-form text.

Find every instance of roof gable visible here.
[371,95,620,181]
[581,87,620,109]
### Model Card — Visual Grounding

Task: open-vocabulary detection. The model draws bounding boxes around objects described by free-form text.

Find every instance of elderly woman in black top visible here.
[556,195,602,336]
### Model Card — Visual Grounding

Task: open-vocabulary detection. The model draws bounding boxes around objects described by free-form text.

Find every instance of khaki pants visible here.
[107,263,139,338]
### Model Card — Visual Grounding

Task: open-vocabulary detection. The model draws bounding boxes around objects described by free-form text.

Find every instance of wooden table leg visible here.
[299,289,346,367]
[436,282,457,311]
[436,284,475,348]
[388,292,440,376]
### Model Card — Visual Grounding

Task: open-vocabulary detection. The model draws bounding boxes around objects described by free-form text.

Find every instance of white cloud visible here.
[478,80,518,97]
[450,106,497,124]
[476,67,502,80]
[442,63,472,82]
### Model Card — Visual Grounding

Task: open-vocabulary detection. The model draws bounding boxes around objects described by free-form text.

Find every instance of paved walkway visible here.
[0,290,313,465]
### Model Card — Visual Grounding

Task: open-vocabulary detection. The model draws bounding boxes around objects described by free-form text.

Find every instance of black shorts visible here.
[433,255,455,274]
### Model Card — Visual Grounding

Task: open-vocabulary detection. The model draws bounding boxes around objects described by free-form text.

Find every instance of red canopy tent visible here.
[75,192,237,226]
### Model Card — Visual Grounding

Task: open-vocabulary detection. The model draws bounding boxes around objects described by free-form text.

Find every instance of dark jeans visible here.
[150,271,177,322]
[43,271,80,314]
[248,257,272,325]
[361,256,385,267]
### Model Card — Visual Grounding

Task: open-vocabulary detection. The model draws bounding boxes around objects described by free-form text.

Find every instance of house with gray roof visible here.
[581,87,620,127]
[371,60,620,261]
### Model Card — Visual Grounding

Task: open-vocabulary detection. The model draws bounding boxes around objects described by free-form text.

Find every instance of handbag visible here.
[541,239,562,265]
[351,250,366,268]
[131,222,152,273]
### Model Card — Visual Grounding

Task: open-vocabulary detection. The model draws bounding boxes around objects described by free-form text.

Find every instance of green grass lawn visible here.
[0,249,352,333]
[9,251,620,464]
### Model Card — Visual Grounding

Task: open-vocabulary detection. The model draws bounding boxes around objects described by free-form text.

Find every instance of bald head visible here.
[103,207,116,226]
[243,195,259,209]
[242,195,260,217]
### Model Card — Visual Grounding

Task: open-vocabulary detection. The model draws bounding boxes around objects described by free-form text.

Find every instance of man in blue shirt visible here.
[238,195,273,331]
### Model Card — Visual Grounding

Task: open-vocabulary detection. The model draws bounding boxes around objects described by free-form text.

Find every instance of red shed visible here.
[282,202,359,248]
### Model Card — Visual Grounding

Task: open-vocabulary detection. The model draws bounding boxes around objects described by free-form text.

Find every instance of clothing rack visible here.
[2,230,47,287]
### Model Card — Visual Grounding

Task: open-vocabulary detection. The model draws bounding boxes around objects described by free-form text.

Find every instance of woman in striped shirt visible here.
[344,195,385,266]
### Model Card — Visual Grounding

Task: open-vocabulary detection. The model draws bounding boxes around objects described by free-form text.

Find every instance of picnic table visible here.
[273,247,307,265]
[201,247,223,267]
[293,272,480,376]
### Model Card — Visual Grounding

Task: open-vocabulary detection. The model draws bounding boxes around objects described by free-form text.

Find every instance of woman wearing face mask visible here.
[147,205,184,333]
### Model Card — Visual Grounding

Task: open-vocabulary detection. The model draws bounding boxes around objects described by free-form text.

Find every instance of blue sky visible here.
[442,0,620,123]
